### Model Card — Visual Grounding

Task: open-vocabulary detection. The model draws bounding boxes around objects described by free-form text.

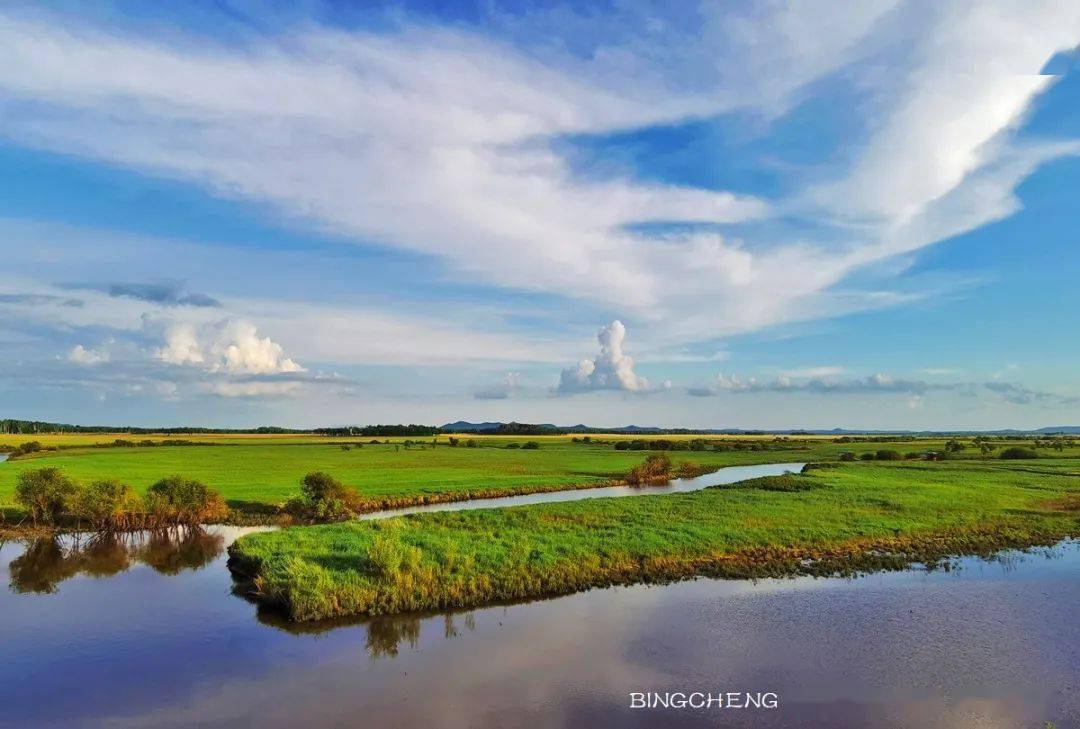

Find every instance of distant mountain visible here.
[440,421,505,432]
[1036,426,1080,434]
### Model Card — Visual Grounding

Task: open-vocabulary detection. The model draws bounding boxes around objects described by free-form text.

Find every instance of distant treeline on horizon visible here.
[2,418,1077,437]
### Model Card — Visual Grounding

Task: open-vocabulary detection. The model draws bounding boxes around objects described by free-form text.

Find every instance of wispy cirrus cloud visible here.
[688,371,1080,408]
[65,280,221,308]
[0,3,1075,347]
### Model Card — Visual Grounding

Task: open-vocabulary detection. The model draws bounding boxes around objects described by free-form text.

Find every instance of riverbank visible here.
[229,461,1080,620]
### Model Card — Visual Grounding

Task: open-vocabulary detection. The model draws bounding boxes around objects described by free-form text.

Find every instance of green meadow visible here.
[0,441,782,513]
[3,435,1078,516]
[230,459,1080,620]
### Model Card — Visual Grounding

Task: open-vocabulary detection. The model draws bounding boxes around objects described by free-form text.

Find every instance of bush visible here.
[9,440,47,459]
[505,442,520,449]
[72,479,141,531]
[282,472,361,522]
[859,452,876,461]
[147,476,228,525]
[875,449,902,461]
[300,471,350,502]
[614,441,630,451]
[626,454,673,485]
[999,447,1038,460]
[521,441,540,450]
[15,468,78,524]
[838,452,856,462]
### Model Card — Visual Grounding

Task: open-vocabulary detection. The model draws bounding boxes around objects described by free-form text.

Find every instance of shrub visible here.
[904,451,922,460]
[614,441,630,451]
[14,468,78,524]
[300,471,350,502]
[675,461,700,478]
[466,440,478,448]
[858,452,876,461]
[72,479,141,531]
[626,454,673,485]
[282,472,361,522]
[505,442,520,449]
[9,440,45,459]
[521,441,540,450]
[838,452,856,461]
[146,476,228,525]
[875,449,902,461]
[999,447,1038,460]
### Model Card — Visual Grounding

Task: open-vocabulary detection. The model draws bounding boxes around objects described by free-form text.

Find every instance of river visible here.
[0,463,1077,728]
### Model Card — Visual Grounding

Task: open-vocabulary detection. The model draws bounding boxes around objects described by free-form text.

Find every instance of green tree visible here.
[15,468,78,525]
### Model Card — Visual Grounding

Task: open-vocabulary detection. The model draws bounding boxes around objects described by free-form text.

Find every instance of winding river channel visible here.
[1,462,1077,728]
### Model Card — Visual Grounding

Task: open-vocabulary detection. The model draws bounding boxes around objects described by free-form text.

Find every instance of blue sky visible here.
[1,1,1078,429]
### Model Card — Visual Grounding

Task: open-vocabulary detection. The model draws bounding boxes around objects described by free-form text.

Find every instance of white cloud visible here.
[474,372,521,400]
[0,3,1076,364]
[689,371,1080,408]
[558,320,648,394]
[67,344,109,365]
[816,3,1080,224]
[206,380,301,398]
[779,366,847,378]
[155,318,303,375]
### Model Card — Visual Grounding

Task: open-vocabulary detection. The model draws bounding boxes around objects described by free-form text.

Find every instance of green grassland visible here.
[229,459,1080,621]
[3,435,1078,517]
[0,441,805,513]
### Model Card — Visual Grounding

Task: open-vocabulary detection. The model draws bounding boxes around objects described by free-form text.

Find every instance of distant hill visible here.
[440,421,504,432]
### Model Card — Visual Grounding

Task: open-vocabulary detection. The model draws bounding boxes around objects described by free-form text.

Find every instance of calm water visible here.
[360,461,805,519]
[1,464,1077,728]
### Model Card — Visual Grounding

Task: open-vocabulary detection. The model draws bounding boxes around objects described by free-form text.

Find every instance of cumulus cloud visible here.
[474,372,521,400]
[67,344,109,365]
[67,280,220,307]
[558,321,648,395]
[156,318,304,375]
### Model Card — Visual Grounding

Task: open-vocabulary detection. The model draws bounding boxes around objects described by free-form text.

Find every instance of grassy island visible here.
[229,459,1080,621]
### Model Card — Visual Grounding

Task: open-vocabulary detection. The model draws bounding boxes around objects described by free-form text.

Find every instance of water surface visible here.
[1,461,1077,727]
[360,461,805,519]
[2,526,1077,728]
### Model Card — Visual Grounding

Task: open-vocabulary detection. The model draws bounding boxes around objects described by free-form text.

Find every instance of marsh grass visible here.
[230,460,1080,621]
